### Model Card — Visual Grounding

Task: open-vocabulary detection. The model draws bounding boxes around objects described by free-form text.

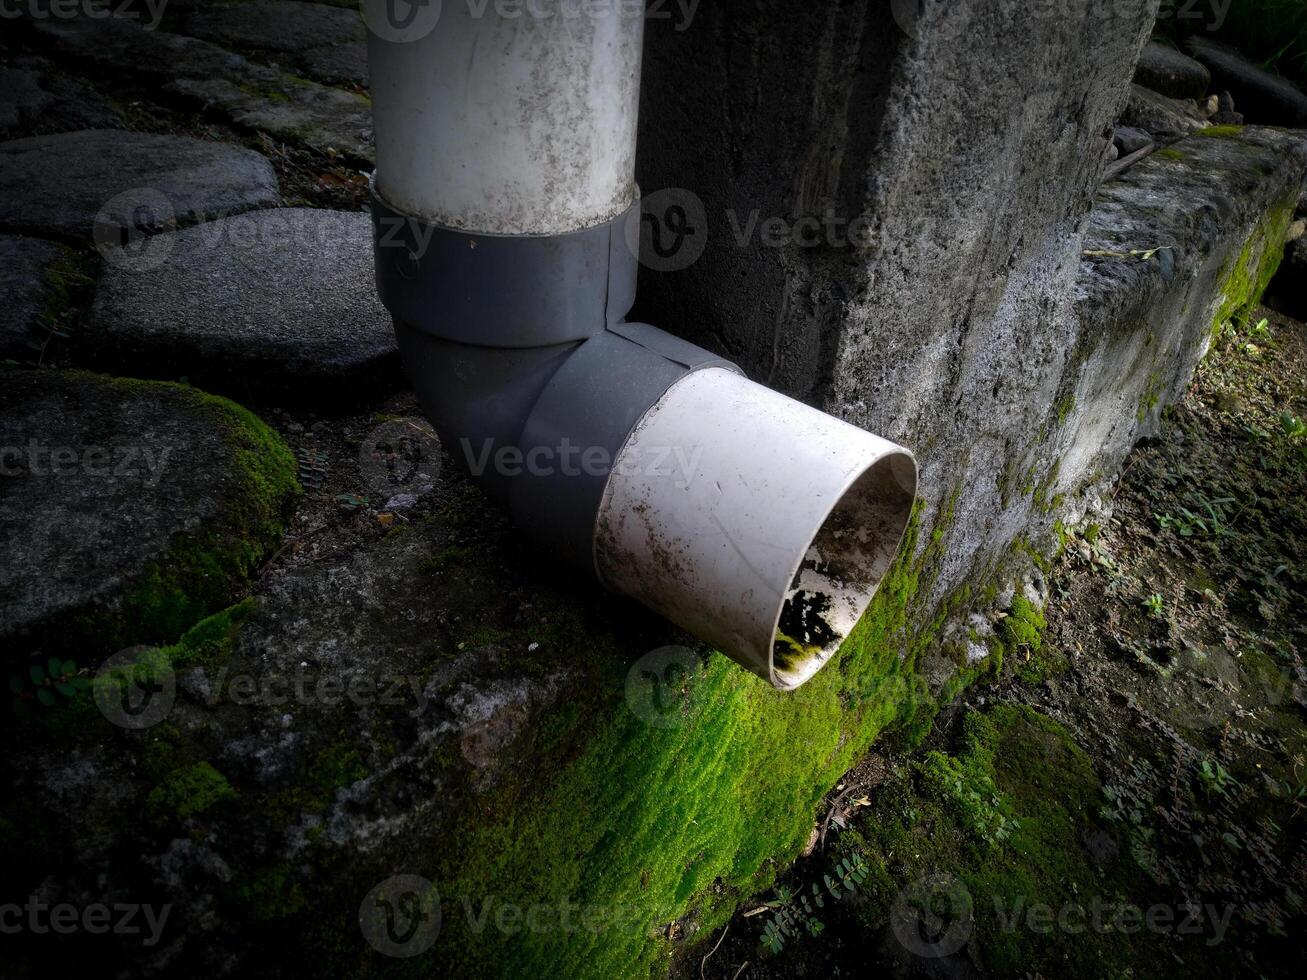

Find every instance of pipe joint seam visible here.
[370,183,638,350]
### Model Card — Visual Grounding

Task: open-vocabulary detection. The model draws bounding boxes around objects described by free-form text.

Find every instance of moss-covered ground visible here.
[685,305,1306,979]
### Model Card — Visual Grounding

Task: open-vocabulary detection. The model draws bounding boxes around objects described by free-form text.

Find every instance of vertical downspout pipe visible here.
[365,3,918,690]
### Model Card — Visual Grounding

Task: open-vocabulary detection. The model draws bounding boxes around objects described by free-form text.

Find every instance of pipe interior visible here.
[771,451,919,689]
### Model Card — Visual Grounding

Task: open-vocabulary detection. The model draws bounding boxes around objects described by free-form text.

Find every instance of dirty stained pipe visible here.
[365,4,918,690]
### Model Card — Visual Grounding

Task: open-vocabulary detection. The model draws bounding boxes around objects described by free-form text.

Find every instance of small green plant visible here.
[1155,496,1236,538]
[759,852,869,954]
[1279,412,1307,440]
[9,659,89,707]
[1141,593,1165,618]
[1196,756,1238,798]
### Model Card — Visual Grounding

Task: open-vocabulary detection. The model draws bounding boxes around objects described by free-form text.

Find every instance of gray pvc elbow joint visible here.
[369,188,739,581]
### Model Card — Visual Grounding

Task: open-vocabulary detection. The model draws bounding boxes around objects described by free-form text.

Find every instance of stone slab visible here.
[0,129,280,241]
[88,208,399,396]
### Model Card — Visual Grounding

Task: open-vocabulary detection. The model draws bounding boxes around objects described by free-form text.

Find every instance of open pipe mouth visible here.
[594,368,919,690]
[770,451,918,689]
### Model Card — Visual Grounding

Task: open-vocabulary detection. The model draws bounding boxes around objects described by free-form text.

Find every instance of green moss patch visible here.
[1210,202,1296,342]
[846,705,1183,977]
[412,503,971,978]
[147,761,236,821]
[71,373,299,653]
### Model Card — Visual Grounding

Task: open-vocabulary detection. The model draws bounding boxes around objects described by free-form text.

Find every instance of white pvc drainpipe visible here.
[365,3,918,690]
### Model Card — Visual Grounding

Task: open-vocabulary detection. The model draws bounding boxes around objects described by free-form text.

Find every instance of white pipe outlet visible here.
[595,368,918,690]
[366,4,920,691]
[366,0,644,235]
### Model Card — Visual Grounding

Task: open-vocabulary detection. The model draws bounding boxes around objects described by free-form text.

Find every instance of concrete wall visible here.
[635,0,1160,611]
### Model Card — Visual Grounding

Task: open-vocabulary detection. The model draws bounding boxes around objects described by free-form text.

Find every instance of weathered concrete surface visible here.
[178,0,369,87]
[0,234,72,359]
[1118,82,1210,140]
[0,58,122,140]
[25,16,374,161]
[1134,40,1210,99]
[635,0,1158,621]
[1055,127,1307,510]
[87,208,400,397]
[1187,36,1307,128]
[0,130,280,241]
[296,41,368,88]
[0,471,685,976]
[0,369,299,659]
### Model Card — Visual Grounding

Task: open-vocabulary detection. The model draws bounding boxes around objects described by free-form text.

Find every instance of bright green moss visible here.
[1195,124,1246,139]
[1210,201,1295,342]
[65,373,299,654]
[412,501,981,978]
[147,761,236,820]
[1000,595,1045,651]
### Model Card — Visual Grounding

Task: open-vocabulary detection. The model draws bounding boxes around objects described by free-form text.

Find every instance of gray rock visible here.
[169,76,373,161]
[88,209,399,396]
[1113,125,1152,155]
[1133,41,1210,99]
[297,42,369,87]
[30,17,374,162]
[1118,83,1208,139]
[0,60,122,139]
[0,368,298,658]
[1186,36,1307,128]
[0,235,73,359]
[183,0,365,53]
[1074,126,1307,465]
[0,130,280,241]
